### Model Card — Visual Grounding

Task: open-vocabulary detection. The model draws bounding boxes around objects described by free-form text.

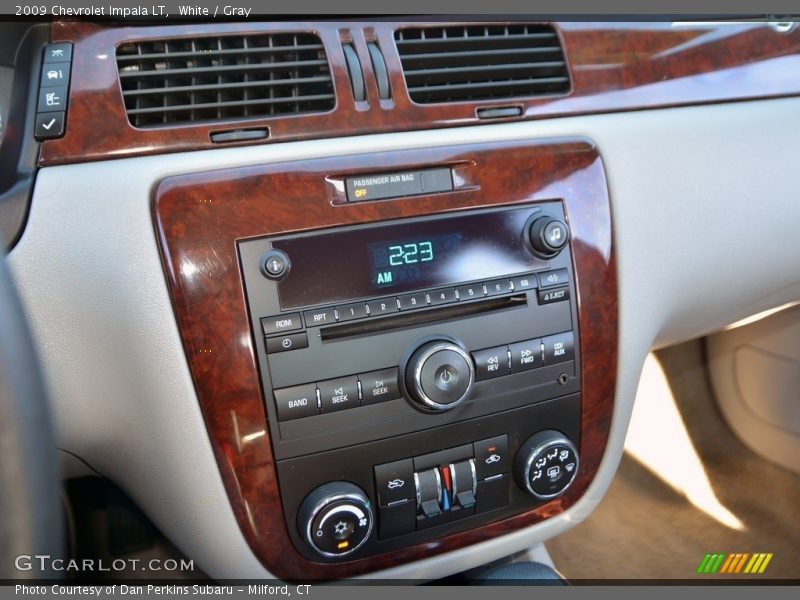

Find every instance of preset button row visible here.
[261,273,548,337]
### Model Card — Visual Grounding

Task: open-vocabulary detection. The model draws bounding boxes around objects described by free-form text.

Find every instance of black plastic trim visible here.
[0,24,48,251]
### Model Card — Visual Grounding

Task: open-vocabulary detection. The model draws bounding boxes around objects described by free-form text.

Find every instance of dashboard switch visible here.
[538,268,569,288]
[527,215,570,257]
[274,383,319,422]
[509,339,542,372]
[297,482,373,558]
[450,460,477,509]
[510,275,536,292]
[318,376,360,413]
[37,85,68,113]
[374,459,415,506]
[455,283,485,301]
[337,302,368,321]
[515,430,579,500]
[259,249,291,280]
[537,286,569,305]
[265,332,308,354]
[261,313,302,335]
[542,331,575,365]
[397,292,428,311]
[415,468,441,517]
[428,287,457,305]
[473,435,509,480]
[360,368,401,406]
[484,279,514,296]
[304,307,336,326]
[405,340,474,411]
[34,112,65,140]
[43,43,73,63]
[472,346,509,380]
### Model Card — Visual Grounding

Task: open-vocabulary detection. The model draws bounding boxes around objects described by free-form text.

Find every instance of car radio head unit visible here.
[239,200,582,561]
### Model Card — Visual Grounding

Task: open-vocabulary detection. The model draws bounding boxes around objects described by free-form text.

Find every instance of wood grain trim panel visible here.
[41,20,800,166]
[153,139,616,579]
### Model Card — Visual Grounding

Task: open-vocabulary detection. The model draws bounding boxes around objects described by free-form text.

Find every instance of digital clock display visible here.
[368,234,461,287]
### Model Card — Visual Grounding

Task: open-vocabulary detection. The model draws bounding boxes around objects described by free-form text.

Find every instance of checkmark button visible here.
[35,111,65,140]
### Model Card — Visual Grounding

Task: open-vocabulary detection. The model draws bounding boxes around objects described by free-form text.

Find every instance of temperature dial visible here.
[515,430,579,500]
[297,481,374,559]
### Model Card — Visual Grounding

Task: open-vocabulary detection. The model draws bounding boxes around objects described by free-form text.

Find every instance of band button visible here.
[274,383,319,422]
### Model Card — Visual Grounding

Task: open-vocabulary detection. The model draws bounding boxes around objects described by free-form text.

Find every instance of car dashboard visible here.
[3,17,800,581]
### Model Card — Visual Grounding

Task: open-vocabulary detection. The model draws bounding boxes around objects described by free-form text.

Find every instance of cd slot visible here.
[320,294,528,341]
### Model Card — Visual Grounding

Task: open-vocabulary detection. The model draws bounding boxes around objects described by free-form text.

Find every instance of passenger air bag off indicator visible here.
[345,168,453,202]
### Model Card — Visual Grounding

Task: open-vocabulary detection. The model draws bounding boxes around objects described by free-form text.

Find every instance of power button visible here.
[405,340,475,411]
[259,249,291,280]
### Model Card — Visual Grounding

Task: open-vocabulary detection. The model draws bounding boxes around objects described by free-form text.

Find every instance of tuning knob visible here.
[514,430,579,500]
[527,215,570,257]
[297,482,374,559]
[404,340,475,411]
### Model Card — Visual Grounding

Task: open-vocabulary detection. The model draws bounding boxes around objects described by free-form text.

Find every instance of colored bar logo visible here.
[696,552,773,574]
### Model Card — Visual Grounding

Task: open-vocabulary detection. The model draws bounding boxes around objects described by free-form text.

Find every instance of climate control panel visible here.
[281,395,581,561]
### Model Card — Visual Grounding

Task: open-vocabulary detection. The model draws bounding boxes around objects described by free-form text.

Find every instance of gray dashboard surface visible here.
[8,96,800,579]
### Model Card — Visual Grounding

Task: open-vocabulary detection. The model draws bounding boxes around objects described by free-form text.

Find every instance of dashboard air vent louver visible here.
[395,24,570,104]
[116,33,335,128]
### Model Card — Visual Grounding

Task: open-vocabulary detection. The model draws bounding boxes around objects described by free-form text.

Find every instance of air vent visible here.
[116,33,335,128]
[395,24,570,104]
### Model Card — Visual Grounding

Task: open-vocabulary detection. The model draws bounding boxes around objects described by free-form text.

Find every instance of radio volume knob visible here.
[527,216,570,257]
[405,340,475,411]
